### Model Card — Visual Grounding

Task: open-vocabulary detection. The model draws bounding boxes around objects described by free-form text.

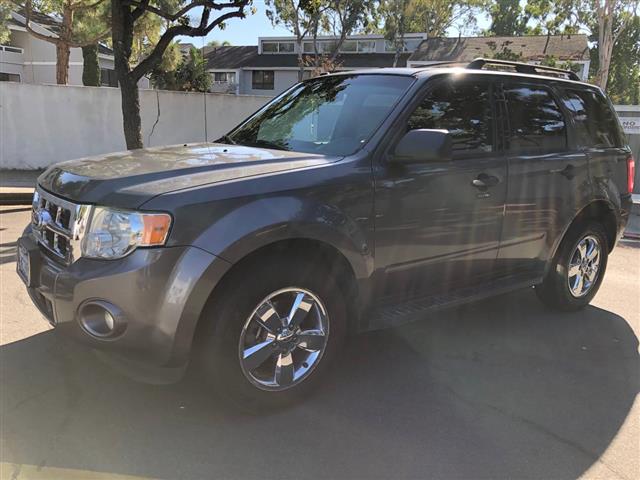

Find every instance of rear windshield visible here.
[560,88,625,148]
[225,75,414,156]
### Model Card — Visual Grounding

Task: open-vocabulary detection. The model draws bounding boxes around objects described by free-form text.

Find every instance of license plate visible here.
[17,243,31,286]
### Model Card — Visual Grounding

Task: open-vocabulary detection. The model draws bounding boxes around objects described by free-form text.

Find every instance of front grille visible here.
[31,187,83,264]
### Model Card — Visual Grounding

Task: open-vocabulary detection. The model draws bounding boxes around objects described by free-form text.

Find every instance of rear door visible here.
[496,80,590,278]
[559,87,630,202]
[373,75,507,301]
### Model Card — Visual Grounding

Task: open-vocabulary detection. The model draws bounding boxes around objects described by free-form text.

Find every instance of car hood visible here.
[38,143,336,208]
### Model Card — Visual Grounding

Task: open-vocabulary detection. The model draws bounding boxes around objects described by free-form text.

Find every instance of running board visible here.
[366,275,541,331]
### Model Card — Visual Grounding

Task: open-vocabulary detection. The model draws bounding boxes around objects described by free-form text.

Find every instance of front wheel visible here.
[197,255,347,409]
[536,222,609,311]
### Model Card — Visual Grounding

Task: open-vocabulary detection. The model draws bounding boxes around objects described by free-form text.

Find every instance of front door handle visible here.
[472,173,500,190]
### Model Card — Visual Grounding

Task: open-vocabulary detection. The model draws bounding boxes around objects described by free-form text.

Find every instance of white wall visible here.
[0,82,272,169]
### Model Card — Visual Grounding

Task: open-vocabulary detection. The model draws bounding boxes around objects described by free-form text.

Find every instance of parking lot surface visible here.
[1,206,638,480]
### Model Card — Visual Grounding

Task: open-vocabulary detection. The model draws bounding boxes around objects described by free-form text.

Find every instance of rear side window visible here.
[561,88,624,148]
[504,84,567,154]
[407,81,494,157]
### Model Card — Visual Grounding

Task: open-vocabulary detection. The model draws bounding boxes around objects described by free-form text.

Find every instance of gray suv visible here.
[18,59,634,406]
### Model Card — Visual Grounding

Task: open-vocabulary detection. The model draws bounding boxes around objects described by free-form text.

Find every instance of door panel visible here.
[496,81,590,277]
[373,77,507,302]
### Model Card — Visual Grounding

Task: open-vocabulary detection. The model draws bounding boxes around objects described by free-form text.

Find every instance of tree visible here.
[22,0,110,84]
[111,0,251,150]
[0,0,11,44]
[590,14,640,104]
[151,46,212,92]
[265,0,323,81]
[207,39,231,46]
[380,0,410,67]
[487,0,529,36]
[322,0,375,61]
[527,0,640,89]
[380,0,487,67]
[81,44,100,85]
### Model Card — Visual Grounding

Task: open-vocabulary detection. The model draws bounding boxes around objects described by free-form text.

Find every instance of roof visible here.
[11,7,114,56]
[205,46,412,70]
[409,35,590,63]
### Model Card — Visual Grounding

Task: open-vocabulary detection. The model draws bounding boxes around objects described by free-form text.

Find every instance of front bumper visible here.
[18,227,232,383]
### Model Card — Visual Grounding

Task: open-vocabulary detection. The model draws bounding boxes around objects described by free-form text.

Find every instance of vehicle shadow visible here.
[1,290,638,480]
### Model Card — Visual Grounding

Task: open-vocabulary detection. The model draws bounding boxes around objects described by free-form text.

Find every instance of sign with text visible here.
[619,117,640,135]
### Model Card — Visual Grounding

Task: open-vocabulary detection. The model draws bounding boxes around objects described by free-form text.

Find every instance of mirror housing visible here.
[391,129,452,164]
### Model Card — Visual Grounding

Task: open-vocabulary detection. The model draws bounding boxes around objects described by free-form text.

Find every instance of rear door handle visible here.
[472,173,500,190]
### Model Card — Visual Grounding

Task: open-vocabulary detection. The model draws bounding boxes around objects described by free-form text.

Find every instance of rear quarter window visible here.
[560,88,625,148]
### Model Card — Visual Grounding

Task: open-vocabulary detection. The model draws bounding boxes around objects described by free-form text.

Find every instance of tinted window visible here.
[407,81,494,157]
[227,75,414,156]
[504,84,567,153]
[561,89,624,148]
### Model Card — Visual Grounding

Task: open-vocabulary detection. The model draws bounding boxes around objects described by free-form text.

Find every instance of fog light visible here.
[78,301,124,338]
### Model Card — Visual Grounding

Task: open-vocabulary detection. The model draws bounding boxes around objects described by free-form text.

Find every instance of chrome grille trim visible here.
[31,187,92,264]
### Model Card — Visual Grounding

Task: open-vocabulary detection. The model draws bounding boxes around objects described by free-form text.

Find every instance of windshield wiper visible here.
[217,134,236,145]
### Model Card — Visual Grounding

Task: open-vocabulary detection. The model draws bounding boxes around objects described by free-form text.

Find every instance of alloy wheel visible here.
[567,235,601,298]
[238,287,329,391]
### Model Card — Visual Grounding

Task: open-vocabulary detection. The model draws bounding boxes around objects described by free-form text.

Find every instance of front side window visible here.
[407,80,494,157]
[561,88,624,148]
[504,84,567,154]
[252,70,274,90]
[227,74,414,156]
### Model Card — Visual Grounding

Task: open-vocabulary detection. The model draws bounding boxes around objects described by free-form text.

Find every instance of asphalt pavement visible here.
[1,206,639,480]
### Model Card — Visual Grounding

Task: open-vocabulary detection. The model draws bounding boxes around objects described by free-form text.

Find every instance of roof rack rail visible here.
[466,57,580,81]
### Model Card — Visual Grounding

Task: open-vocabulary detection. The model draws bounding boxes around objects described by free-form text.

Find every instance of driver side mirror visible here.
[390,129,452,164]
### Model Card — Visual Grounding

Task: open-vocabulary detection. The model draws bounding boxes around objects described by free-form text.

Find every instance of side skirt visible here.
[363,273,543,332]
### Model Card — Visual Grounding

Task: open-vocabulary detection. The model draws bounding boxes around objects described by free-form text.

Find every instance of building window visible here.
[100,69,118,87]
[341,40,357,52]
[252,70,274,90]
[262,41,295,53]
[385,38,422,52]
[357,40,376,53]
[0,72,20,82]
[303,40,338,54]
[213,72,236,84]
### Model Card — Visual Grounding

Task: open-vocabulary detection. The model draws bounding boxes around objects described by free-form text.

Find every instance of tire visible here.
[196,253,347,410]
[535,221,609,311]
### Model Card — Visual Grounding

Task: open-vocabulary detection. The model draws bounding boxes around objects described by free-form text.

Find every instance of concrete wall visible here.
[0,82,272,169]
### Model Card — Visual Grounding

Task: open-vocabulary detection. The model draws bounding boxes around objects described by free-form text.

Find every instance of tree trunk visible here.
[120,77,143,149]
[595,7,614,90]
[297,39,304,81]
[56,43,70,84]
[112,0,143,149]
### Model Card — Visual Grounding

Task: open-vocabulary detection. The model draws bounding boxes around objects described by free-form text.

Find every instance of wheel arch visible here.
[551,200,618,264]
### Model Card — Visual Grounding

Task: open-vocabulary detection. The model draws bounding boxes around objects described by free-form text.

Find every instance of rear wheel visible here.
[536,222,609,311]
[198,255,347,409]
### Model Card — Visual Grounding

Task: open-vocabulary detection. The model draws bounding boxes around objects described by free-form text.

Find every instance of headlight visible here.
[82,207,172,259]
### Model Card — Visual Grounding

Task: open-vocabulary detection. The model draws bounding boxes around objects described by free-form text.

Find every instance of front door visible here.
[373,76,507,302]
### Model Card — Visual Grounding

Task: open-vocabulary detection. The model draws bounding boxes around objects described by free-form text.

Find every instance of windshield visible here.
[225,74,414,156]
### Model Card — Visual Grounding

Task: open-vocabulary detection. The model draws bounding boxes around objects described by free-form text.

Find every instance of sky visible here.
[182,1,491,48]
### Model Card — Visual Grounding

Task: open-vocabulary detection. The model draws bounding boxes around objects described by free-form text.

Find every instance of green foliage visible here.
[81,44,100,86]
[487,0,530,36]
[207,40,232,47]
[151,47,212,92]
[590,15,640,104]
[0,0,11,45]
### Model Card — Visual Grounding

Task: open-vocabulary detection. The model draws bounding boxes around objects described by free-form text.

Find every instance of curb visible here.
[0,188,34,206]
